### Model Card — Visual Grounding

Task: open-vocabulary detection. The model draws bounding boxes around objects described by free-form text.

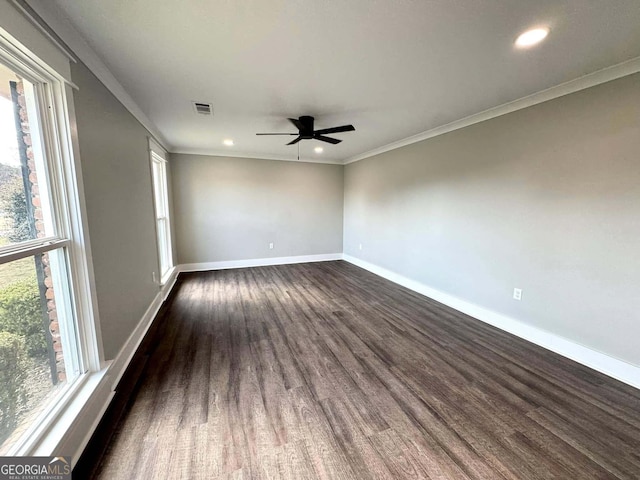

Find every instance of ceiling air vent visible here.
[193,101,213,115]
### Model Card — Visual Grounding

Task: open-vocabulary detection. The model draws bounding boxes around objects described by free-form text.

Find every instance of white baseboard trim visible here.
[59,267,179,467]
[178,253,343,272]
[107,268,178,391]
[57,251,639,467]
[63,255,343,464]
[343,254,640,390]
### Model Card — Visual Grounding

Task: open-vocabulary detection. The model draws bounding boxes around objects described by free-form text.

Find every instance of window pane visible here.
[151,154,172,277]
[0,63,55,248]
[157,218,169,275]
[152,159,165,219]
[0,249,77,454]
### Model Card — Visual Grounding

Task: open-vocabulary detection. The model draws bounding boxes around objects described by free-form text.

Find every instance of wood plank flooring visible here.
[88,261,640,479]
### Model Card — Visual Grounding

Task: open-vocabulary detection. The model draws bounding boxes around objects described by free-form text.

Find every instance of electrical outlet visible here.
[358,243,363,251]
[513,288,522,301]
[269,242,274,249]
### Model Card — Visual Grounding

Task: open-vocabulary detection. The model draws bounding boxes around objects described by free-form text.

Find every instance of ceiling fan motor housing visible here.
[299,116,315,138]
[256,115,354,145]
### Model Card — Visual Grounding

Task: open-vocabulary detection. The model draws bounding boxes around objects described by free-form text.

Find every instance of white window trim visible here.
[0,26,104,456]
[53,70,104,372]
[149,140,174,285]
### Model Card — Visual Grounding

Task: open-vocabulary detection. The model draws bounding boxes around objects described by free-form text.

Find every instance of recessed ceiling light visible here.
[223,139,234,146]
[314,146,323,154]
[515,27,549,48]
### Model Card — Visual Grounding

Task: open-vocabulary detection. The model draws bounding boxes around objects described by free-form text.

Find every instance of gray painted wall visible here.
[72,61,162,360]
[171,154,343,264]
[344,73,640,366]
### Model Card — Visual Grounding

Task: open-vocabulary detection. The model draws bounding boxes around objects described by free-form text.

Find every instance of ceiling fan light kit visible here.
[257,116,355,146]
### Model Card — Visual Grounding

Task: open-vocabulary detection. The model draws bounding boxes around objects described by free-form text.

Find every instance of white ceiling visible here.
[50,0,640,163]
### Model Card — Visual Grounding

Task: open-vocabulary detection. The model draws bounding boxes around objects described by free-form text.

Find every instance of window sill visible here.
[17,363,112,463]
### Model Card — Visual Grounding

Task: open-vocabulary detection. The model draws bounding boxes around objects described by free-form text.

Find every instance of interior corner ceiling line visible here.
[24,0,172,151]
[25,0,640,164]
[344,55,640,165]
[11,0,78,62]
[169,148,345,165]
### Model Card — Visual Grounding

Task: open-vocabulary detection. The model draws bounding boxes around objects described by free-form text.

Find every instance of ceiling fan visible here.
[256,116,355,145]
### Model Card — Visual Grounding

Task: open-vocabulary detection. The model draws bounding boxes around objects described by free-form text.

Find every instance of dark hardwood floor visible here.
[85,261,640,479]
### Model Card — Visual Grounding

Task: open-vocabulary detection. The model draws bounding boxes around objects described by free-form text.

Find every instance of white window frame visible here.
[149,140,173,284]
[0,30,103,456]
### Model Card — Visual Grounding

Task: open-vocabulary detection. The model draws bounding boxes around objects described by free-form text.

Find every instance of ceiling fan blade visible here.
[287,136,303,145]
[256,133,298,135]
[314,135,342,144]
[288,118,304,131]
[313,125,355,135]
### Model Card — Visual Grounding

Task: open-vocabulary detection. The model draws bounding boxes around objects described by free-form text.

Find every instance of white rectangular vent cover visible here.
[193,102,213,115]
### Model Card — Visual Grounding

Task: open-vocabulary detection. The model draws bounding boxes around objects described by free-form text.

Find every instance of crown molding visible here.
[25,0,171,151]
[171,148,343,165]
[21,2,640,164]
[9,0,77,63]
[345,56,640,165]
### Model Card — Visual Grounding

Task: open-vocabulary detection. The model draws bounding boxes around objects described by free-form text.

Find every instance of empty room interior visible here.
[0,0,639,478]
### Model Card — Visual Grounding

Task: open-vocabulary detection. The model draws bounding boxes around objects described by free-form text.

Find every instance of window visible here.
[0,48,98,454]
[150,144,173,283]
